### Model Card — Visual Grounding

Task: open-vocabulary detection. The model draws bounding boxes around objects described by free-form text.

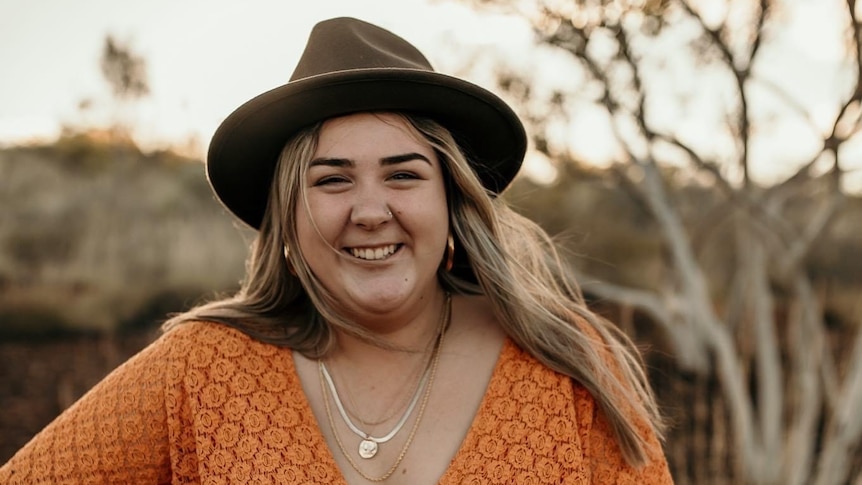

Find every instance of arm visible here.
[0,332,178,484]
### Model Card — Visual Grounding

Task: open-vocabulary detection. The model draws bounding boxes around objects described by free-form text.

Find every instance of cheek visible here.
[295,194,351,248]
[429,185,450,224]
[428,201,449,230]
[295,198,327,248]
[294,208,313,248]
[415,189,450,241]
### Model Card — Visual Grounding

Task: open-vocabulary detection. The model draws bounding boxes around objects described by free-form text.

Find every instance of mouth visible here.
[347,244,401,261]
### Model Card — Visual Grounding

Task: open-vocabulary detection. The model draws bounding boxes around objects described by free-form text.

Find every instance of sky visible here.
[0,0,533,152]
[1,0,860,191]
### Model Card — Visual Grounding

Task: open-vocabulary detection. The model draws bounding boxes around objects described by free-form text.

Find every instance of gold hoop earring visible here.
[445,233,455,272]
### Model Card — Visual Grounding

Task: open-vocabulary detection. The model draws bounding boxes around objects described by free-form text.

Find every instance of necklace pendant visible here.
[358,439,378,459]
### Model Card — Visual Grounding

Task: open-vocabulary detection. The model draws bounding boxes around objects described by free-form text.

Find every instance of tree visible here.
[100,34,149,102]
[98,34,150,138]
[458,0,862,483]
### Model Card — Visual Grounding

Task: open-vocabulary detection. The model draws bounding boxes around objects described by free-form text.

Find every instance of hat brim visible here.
[207,68,527,229]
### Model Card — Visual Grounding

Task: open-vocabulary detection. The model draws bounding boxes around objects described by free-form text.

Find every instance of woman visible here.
[0,17,673,484]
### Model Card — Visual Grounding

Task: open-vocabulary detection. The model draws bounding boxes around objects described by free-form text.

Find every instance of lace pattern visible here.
[0,321,672,484]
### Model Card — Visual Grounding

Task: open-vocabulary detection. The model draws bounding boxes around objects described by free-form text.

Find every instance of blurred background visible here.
[2,0,862,483]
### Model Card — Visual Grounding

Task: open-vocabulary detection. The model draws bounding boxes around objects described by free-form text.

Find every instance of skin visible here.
[292,112,507,483]
[296,112,450,335]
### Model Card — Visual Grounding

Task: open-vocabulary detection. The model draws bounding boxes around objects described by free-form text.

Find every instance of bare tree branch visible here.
[680,0,753,185]
[782,275,825,485]
[813,325,862,485]
[463,1,862,482]
[778,188,845,279]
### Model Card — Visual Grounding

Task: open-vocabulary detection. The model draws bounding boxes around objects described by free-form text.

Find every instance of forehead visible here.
[314,112,432,159]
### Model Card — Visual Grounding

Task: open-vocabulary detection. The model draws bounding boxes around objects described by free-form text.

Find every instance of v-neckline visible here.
[286,337,516,484]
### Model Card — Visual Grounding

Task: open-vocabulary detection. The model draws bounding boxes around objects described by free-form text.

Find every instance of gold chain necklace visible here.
[319,294,450,482]
[320,355,430,458]
[334,331,434,428]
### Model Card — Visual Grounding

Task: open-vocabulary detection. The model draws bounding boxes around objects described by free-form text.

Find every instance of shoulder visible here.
[157,320,294,387]
[490,338,589,412]
[487,341,673,481]
[160,320,250,344]
[495,337,570,386]
[493,339,601,435]
[157,320,279,360]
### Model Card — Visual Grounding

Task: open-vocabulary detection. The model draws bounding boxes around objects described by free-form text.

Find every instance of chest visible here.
[307,349,500,485]
[178,339,588,484]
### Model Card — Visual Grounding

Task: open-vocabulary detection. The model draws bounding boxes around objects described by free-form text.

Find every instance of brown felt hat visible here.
[207,16,527,229]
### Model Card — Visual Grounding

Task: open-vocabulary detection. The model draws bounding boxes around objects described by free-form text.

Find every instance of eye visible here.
[389,171,420,181]
[313,175,350,187]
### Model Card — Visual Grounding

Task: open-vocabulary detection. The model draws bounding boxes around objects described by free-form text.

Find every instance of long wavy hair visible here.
[164,112,664,466]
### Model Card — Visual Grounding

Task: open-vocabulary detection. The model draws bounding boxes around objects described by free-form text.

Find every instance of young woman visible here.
[0,17,673,484]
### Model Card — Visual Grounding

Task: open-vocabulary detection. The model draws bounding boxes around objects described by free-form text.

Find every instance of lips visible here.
[348,244,400,261]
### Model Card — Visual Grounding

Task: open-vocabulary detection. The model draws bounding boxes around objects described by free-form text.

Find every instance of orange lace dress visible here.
[0,321,673,484]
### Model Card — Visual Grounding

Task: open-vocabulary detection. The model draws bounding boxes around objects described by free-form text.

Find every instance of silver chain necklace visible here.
[319,351,432,459]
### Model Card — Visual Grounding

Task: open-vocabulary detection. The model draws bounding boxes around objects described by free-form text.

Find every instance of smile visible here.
[348,244,400,261]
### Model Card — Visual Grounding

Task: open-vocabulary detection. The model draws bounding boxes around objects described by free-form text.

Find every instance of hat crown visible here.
[290,17,434,82]
[208,16,526,230]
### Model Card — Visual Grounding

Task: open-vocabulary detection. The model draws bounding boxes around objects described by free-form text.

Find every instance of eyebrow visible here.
[309,152,431,168]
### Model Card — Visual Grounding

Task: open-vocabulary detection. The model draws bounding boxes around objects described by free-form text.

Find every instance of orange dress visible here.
[0,321,673,484]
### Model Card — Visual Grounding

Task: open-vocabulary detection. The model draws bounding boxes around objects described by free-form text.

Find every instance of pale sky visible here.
[1,0,860,191]
[0,0,533,152]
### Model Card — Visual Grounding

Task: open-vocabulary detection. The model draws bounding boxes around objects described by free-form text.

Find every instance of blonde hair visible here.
[165,113,664,465]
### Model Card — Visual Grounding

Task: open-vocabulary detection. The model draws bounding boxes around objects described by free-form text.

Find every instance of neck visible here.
[330,290,449,362]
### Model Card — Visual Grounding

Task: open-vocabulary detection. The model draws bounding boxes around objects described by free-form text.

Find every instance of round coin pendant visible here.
[358,439,378,459]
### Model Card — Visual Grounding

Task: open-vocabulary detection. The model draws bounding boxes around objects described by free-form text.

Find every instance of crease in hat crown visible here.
[290,17,434,81]
[207,16,527,229]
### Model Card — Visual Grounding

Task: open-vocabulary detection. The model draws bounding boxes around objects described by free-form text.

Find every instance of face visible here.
[295,113,449,320]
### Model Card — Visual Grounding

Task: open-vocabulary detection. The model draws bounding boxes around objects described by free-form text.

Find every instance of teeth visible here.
[350,244,397,261]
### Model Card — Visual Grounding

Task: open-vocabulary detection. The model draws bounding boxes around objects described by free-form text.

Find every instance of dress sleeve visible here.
[0,330,179,484]
[573,384,675,485]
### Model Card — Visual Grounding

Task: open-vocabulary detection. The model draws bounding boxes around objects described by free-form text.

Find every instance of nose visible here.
[350,198,393,229]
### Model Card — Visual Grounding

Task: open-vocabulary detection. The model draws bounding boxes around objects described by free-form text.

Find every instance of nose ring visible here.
[386,209,393,218]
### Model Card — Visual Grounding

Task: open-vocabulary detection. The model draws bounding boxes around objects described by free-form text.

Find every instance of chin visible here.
[332,271,440,315]
[348,290,410,313]
[341,281,429,315]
